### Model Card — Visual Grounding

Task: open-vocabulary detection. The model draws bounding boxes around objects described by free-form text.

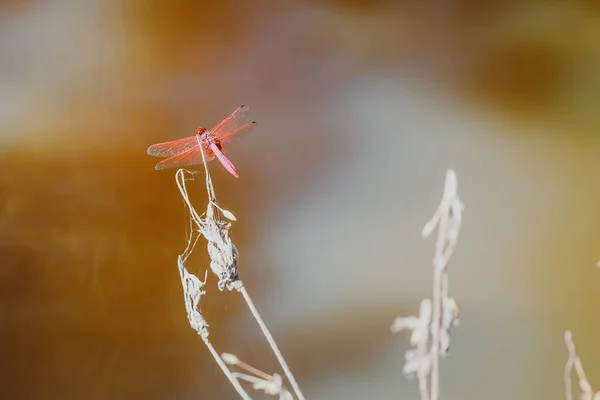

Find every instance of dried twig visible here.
[222,353,294,400]
[564,330,599,400]
[239,286,305,400]
[391,169,462,400]
[176,168,250,400]
[173,145,304,400]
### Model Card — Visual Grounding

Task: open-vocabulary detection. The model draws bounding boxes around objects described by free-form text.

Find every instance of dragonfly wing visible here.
[154,146,213,170]
[218,121,257,143]
[147,136,199,157]
[210,105,250,137]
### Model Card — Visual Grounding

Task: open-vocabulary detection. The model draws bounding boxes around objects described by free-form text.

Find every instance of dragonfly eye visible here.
[195,127,207,135]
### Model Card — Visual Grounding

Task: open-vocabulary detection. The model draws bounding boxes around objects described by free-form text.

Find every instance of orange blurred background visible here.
[2,1,600,399]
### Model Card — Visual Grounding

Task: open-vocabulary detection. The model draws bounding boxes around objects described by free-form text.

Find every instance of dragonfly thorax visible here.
[194,130,223,159]
[201,131,222,147]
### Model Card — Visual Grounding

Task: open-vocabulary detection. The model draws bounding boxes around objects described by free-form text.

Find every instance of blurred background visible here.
[1,0,600,399]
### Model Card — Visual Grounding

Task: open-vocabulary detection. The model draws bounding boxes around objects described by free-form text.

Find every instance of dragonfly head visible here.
[195,127,207,136]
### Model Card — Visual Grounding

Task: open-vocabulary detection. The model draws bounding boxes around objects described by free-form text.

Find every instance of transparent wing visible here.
[210,105,250,137]
[218,121,257,143]
[154,146,214,170]
[147,135,199,157]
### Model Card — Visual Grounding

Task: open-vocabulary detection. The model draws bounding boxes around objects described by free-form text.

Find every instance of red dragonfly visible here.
[147,105,256,178]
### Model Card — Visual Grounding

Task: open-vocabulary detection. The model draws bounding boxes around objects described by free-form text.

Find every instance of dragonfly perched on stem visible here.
[147,105,256,178]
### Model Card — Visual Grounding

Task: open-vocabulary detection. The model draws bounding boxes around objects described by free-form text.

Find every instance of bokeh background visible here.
[2,1,600,399]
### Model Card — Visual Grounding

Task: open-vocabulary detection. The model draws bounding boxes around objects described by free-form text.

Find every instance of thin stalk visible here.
[430,265,443,400]
[204,339,252,400]
[240,286,306,400]
[428,170,457,400]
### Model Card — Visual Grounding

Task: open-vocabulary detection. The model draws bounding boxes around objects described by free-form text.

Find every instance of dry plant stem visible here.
[175,161,250,399]
[430,274,442,400]
[222,353,293,399]
[564,330,597,400]
[418,370,429,400]
[430,210,449,400]
[390,170,461,400]
[422,169,462,400]
[229,354,275,382]
[204,340,252,400]
[177,146,305,399]
[240,286,306,400]
[177,237,251,400]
